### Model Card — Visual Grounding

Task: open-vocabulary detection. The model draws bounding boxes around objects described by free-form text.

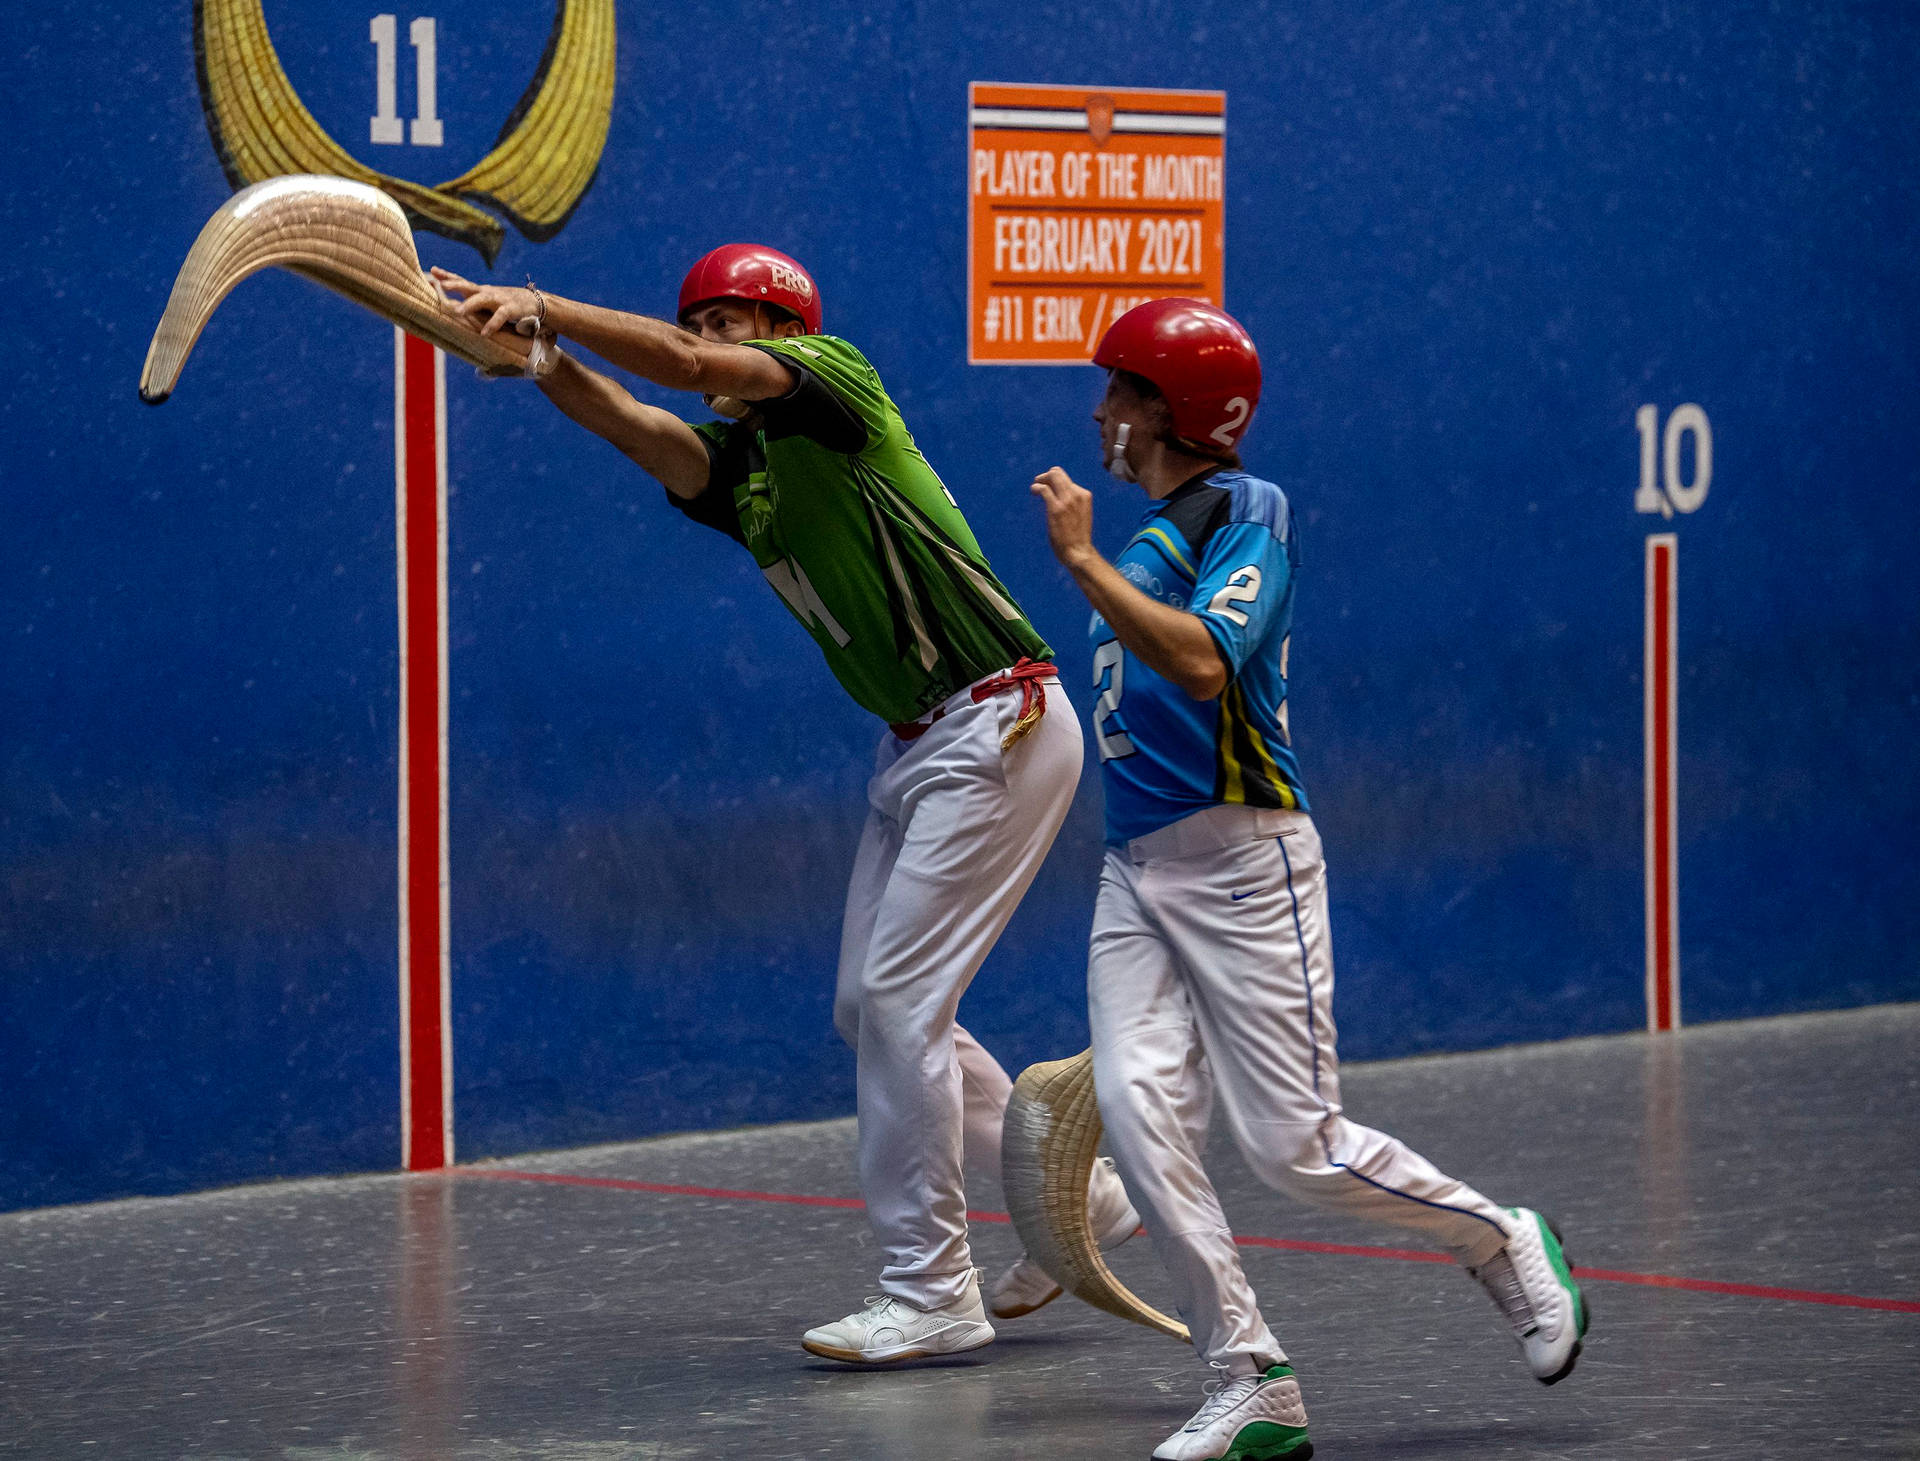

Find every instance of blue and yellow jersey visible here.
[1091,469,1309,843]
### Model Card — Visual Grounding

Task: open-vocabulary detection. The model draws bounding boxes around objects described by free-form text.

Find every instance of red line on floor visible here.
[459,1167,1920,1315]
[1566,1265,1920,1314]
[1235,1232,1451,1264]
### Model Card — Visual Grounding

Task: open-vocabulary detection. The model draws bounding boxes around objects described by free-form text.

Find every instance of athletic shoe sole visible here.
[1226,1440,1312,1461]
[1153,1431,1313,1461]
[801,1324,995,1366]
[989,1284,1063,1320]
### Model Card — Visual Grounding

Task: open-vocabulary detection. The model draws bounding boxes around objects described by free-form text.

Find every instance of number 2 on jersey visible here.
[1207,564,1262,626]
[1091,639,1136,762]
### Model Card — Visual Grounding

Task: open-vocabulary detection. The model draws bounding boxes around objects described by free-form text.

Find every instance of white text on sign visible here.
[968,84,1226,364]
[972,150,1223,202]
[990,217,1206,278]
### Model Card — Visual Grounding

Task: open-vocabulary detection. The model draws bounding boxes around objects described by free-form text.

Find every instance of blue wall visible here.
[3,1,1916,1210]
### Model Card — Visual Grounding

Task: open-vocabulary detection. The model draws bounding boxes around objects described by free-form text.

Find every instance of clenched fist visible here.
[1030,466,1099,572]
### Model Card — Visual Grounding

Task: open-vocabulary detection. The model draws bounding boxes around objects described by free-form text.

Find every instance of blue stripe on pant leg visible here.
[1277,836,1509,1241]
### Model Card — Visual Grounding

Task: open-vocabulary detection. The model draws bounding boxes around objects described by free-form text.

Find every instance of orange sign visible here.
[968,82,1226,365]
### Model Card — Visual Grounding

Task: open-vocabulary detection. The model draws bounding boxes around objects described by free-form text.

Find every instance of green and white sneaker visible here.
[1150,1363,1313,1461]
[1467,1207,1590,1384]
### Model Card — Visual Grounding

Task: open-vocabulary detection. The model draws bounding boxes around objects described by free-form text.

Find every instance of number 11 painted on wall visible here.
[370,14,443,147]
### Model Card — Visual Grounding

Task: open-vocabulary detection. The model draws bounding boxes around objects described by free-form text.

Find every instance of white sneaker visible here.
[800,1269,995,1365]
[988,1155,1140,1319]
[1151,1363,1313,1461]
[986,1252,1064,1319]
[1466,1207,1590,1384]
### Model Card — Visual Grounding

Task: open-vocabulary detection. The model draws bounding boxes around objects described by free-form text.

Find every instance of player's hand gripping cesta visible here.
[431,267,543,339]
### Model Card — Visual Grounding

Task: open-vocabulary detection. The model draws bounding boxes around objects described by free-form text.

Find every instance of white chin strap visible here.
[1105,422,1137,483]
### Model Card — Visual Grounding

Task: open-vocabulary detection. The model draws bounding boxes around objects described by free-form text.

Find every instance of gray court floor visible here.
[4,1005,1917,1459]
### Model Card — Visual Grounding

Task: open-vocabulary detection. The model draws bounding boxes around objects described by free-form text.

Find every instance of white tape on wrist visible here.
[525,334,560,378]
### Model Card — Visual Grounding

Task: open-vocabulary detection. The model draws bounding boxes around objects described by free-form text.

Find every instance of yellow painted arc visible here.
[194,0,618,264]
[439,0,618,236]
[196,0,507,260]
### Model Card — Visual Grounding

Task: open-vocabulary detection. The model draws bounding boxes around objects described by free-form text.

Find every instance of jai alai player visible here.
[433,247,1135,1363]
[1029,299,1589,1459]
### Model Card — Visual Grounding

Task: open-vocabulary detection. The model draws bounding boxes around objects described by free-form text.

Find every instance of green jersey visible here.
[673,335,1051,723]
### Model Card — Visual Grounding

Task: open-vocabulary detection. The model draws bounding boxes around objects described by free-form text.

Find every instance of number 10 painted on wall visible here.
[1634,402,1712,1031]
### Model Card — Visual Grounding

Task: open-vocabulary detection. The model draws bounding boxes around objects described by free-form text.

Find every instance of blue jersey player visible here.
[1028,300,1589,1461]
[1088,451,1306,843]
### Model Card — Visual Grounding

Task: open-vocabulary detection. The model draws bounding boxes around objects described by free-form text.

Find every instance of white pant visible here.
[834,676,1083,1309]
[1088,805,1512,1372]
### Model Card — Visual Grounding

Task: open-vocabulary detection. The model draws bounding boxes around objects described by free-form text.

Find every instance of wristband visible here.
[518,276,550,338]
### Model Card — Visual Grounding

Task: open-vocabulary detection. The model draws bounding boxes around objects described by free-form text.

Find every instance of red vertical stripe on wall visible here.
[1645,535,1679,1033]
[398,331,451,1169]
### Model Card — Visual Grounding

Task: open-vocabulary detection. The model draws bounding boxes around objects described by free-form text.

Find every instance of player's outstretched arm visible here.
[431,269,794,405]
[1030,467,1228,700]
[536,352,712,500]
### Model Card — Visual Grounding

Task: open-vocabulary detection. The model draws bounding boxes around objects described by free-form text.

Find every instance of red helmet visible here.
[1093,298,1261,451]
[677,243,823,334]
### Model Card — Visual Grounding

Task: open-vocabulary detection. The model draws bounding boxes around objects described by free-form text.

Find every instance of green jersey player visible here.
[436,246,1135,1364]
[678,331,1050,723]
